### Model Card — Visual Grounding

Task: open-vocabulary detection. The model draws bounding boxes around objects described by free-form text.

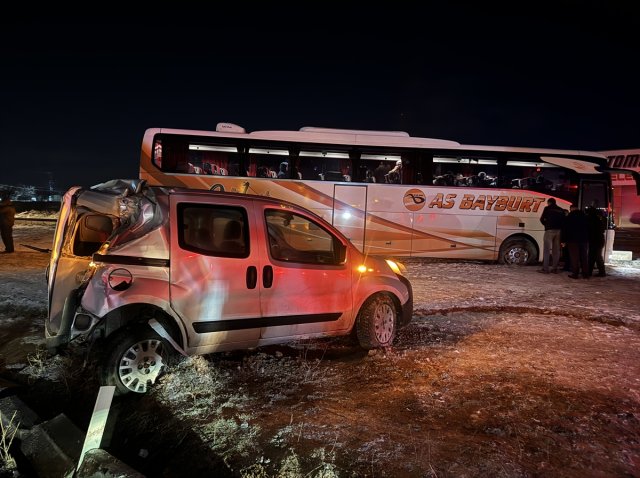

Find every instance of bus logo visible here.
[572,161,586,171]
[403,189,426,211]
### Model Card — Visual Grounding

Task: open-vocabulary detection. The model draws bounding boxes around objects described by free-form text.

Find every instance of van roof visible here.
[157,187,326,218]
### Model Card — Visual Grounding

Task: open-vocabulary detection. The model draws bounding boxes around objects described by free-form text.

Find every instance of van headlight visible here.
[386,260,404,276]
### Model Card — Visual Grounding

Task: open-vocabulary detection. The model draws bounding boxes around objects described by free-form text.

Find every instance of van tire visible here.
[498,237,536,265]
[100,326,175,395]
[356,294,397,349]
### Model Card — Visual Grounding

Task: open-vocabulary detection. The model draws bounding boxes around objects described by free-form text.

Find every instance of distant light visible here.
[358,265,367,273]
[342,212,352,220]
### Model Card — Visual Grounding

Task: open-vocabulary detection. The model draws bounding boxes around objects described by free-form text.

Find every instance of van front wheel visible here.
[356,294,397,349]
[100,326,173,394]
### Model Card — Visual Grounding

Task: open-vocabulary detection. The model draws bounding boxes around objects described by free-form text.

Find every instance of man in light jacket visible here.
[538,198,565,273]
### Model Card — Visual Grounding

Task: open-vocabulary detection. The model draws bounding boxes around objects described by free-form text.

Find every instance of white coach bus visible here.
[139,124,639,264]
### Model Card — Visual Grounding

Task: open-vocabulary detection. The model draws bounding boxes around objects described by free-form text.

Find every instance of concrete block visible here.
[21,413,85,478]
[612,250,633,261]
[77,448,146,478]
[0,395,39,429]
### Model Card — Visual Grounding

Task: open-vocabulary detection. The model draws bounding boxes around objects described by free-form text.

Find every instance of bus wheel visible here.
[499,237,536,265]
[356,294,397,349]
[100,326,174,394]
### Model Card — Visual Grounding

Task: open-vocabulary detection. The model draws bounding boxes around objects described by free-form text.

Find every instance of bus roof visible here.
[147,125,607,161]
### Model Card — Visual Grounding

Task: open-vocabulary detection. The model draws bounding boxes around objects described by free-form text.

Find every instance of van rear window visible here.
[73,214,114,257]
[177,204,250,258]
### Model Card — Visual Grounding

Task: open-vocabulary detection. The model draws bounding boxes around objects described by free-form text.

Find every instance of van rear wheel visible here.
[100,326,174,394]
[356,294,397,349]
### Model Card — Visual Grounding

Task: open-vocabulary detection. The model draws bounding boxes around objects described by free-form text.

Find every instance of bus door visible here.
[580,179,612,260]
[332,185,367,252]
[580,180,609,211]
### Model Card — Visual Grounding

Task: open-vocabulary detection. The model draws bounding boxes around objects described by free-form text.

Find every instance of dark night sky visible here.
[1,3,638,191]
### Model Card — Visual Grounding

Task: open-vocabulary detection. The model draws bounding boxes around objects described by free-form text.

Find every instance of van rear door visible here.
[47,187,83,336]
[47,188,115,337]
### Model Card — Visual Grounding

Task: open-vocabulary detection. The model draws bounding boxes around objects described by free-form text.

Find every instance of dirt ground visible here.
[1,223,640,477]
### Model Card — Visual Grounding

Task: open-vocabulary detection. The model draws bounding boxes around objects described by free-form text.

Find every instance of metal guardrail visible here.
[15,217,58,223]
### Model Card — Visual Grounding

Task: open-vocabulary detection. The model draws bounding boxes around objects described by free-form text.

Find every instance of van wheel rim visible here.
[507,247,529,264]
[374,304,394,344]
[118,339,164,393]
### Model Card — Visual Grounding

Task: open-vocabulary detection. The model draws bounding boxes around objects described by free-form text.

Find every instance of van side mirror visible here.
[336,242,348,264]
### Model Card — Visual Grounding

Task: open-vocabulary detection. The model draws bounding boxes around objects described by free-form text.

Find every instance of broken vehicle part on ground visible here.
[45,180,413,393]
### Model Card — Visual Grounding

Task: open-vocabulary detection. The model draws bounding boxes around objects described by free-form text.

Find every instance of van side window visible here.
[178,204,250,258]
[73,214,113,256]
[265,210,338,265]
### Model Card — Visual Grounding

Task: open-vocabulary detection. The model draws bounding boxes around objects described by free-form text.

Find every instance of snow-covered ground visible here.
[1,223,640,476]
[402,259,640,327]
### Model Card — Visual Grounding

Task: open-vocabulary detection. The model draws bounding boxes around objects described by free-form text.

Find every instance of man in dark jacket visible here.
[538,198,566,273]
[0,198,16,254]
[562,204,590,279]
[587,207,606,277]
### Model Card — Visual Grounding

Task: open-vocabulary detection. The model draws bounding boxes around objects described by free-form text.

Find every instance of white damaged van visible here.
[46,180,413,393]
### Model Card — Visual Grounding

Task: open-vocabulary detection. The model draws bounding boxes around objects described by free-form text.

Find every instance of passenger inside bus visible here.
[277,162,289,179]
[432,156,498,187]
[373,162,390,183]
[386,160,403,184]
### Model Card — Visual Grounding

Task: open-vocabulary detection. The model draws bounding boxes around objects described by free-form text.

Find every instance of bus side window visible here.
[156,135,241,176]
[245,143,291,179]
[432,156,498,188]
[502,160,578,204]
[359,149,416,185]
[298,147,351,182]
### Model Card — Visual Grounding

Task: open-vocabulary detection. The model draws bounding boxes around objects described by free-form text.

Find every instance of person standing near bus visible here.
[562,204,590,279]
[560,209,571,271]
[0,198,16,254]
[538,198,565,273]
[586,207,606,277]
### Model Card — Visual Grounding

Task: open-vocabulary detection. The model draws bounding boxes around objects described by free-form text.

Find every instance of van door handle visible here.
[246,266,257,289]
[263,265,273,288]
